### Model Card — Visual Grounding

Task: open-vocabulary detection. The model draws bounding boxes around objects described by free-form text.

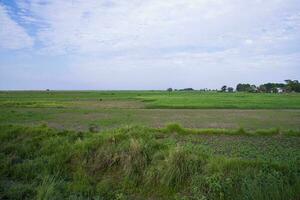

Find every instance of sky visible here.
[0,0,300,90]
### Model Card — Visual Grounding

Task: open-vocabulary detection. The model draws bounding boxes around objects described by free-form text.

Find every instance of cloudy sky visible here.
[0,0,299,90]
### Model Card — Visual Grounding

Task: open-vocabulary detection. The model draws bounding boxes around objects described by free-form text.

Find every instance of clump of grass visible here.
[161,145,209,189]
[36,175,62,200]
[122,139,150,183]
[69,166,94,196]
[164,123,187,134]
[87,143,121,174]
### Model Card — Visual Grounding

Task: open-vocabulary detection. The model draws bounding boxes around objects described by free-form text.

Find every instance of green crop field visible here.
[0,91,300,199]
[1,91,300,131]
[1,91,300,109]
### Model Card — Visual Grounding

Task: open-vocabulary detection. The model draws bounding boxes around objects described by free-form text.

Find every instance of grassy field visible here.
[0,91,300,131]
[1,107,300,131]
[0,124,299,199]
[0,91,300,199]
[1,91,300,109]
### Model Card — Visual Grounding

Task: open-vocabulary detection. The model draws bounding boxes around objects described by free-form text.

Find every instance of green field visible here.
[1,91,300,131]
[1,91,300,199]
[1,91,300,109]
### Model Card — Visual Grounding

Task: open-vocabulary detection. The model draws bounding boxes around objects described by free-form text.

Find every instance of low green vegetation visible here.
[0,124,299,200]
[1,91,300,109]
[1,105,300,131]
[163,123,298,136]
[141,92,300,109]
[0,91,300,131]
[1,91,299,199]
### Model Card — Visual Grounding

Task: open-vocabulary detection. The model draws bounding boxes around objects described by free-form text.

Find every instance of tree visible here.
[292,80,300,92]
[258,85,267,93]
[284,79,292,84]
[167,88,173,92]
[221,85,227,92]
[236,83,251,92]
[259,83,286,93]
[227,87,234,92]
[264,83,273,93]
[272,87,278,93]
[285,80,300,92]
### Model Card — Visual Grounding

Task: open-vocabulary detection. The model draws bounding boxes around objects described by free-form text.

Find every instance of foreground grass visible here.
[1,124,299,199]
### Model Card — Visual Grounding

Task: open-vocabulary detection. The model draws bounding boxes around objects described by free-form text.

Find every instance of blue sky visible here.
[0,0,299,90]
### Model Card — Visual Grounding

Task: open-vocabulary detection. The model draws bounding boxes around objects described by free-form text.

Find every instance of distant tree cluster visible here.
[167,88,173,92]
[180,88,194,91]
[236,80,300,93]
[219,85,234,92]
[227,87,234,92]
[284,80,300,92]
[167,88,195,92]
[236,84,257,93]
[166,79,300,93]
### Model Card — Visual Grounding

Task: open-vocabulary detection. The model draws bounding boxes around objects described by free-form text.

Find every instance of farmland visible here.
[1,91,300,131]
[1,91,300,109]
[0,91,300,199]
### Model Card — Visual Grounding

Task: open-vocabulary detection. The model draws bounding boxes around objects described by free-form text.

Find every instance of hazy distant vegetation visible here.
[235,80,300,93]
[168,79,300,93]
[1,90,300,110]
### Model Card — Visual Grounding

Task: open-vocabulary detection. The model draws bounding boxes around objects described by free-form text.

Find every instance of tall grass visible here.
[0,124,299,199]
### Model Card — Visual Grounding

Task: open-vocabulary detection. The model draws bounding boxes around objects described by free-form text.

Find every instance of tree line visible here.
[167,80,300,93]
[234,80,300,93]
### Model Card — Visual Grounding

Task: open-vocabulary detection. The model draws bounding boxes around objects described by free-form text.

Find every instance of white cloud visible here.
[58,46,299,89]
[15,0,299,55]
[0,4,33,50]
[245,40,254,45]
[1,0,300,89]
